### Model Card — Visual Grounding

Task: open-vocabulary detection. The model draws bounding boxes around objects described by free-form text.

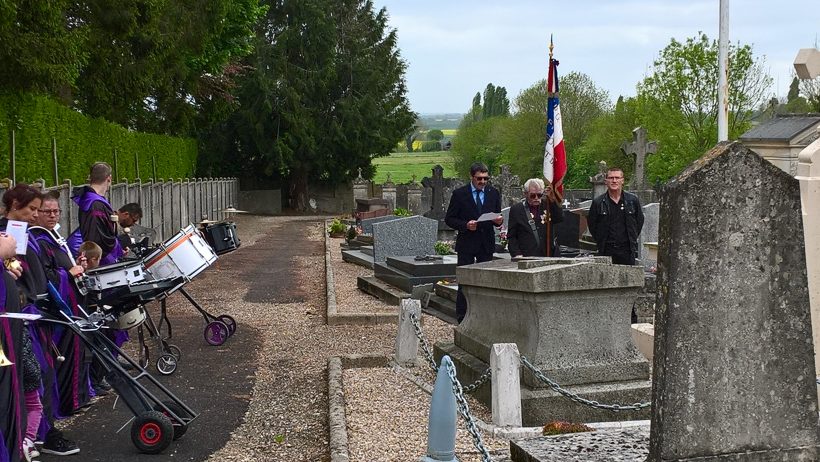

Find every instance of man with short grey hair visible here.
[506,178,563,258]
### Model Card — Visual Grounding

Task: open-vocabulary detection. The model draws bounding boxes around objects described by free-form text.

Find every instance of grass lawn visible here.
[372,151,458,183]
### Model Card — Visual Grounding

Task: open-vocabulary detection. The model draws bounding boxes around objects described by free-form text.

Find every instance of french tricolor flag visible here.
[543,55,567,197]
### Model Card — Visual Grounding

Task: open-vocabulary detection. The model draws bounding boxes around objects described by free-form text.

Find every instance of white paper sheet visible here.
[0,312,42,321]
[6,220,28,255]
[476,212,501,222]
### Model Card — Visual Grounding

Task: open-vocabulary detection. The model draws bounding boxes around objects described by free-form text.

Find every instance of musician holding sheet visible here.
[30,191,92,417]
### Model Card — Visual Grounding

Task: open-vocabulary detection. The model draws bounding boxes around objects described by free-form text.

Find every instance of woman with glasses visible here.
[507,178,564,258]
[30,191,92,418]
[1,184,81,457]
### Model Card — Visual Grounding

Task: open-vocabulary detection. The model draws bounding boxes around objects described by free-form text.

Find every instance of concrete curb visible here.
[328,357,350,462]
[327,355,392,462]
[324,219,400,326]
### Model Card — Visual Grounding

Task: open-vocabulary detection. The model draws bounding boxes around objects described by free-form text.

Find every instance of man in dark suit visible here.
[445,162,503,323]
[507,178,564,258]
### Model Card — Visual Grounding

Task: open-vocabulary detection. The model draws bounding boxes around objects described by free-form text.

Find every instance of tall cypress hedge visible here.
[0,93,197,185]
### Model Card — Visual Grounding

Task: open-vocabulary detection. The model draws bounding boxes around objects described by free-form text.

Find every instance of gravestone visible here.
[622,127,657,191]
[372,215,438,263]
[554,208,580,249]
[494,164,522,208]
[381,174,397,210]
[588,160,608,199]
[638,202,660,269]
[360,215,402,235]
[352,168,370,209]
[407,176,423,215]
[650,142,820,460]
[423,165,447,220]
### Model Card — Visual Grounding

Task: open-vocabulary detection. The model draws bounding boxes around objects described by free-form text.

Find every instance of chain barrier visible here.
[406,312,492,461]
[520,355,651,411]
[444,359,493,462]
[407,312,491,393]
[408,311,437,371]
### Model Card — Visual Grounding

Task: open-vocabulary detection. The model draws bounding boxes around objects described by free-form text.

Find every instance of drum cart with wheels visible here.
[37,284,199,454]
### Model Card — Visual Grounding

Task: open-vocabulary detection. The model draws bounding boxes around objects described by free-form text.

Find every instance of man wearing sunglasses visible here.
[507,178,564,258]
[445,162,503,323]
[587,167,644,266]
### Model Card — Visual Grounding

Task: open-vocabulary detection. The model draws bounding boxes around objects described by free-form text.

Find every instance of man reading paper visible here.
[445,162,503,323]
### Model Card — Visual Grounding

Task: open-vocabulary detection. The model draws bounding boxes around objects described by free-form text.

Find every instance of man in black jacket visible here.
[445,162,503,323]
[587,167,644,265]
[507,178,564,258]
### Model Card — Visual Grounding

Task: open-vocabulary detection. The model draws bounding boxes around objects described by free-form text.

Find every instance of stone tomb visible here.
[649,142,820,461]
[373,255,457,293]
[360,215,402,235]
[638,202,659,270]
[435,257,650,425]
[371,215,438,263]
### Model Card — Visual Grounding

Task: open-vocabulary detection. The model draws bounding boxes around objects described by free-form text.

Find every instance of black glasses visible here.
[528,192,544,199]
[474,176,489,182]
[39,209,61,215]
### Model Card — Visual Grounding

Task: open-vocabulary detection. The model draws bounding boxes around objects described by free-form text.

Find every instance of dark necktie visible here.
[474,190,482,211]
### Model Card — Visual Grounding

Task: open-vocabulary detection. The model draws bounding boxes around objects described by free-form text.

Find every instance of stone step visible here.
[341,249,374,269]
[356,276,409,306]
[374,262,449,293]
[434,283,458,302]
[360,245,374,256]
[423,294,457,325]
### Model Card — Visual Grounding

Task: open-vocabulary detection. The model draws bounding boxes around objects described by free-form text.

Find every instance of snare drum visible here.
[85,260,147,292]
[203,221,240,255]
[113,306,147,330]
[143,225,218,287]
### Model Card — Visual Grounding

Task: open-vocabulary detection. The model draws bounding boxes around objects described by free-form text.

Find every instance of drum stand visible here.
[136,305,181,376]
[177,287,236,346]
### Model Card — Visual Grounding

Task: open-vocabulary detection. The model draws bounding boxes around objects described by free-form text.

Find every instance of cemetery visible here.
[3,4,819,458]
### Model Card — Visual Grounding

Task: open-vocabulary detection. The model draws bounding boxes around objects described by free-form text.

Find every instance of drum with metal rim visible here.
[143,225,218,292]
[113,306,147,330]
[85,260,148,292]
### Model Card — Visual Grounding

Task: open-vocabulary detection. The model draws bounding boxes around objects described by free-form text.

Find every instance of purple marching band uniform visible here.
[29,228,92,416]
[0,271,25,462]
[66,186,128,348]
[67,186,124,266]
[0,218,59,445]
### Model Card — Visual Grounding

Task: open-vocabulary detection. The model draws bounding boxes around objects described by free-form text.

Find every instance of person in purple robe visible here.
[0,231,25,462]
[67,162,124,266]
[30,191,92,417]
[1,184,80,457]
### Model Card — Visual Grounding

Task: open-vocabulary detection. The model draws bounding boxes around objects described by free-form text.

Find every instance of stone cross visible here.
[426,165,446,219]
[794,47,820,79]
[494,164,522,208]
[621,127,657,191]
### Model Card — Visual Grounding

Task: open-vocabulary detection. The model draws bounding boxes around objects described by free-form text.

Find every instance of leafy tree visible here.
[638,32,771,152]
[427,129,444,141]
[0,1,88,99]
[201,0,415,210]
[788,77,801,102]
[801,76,820,112]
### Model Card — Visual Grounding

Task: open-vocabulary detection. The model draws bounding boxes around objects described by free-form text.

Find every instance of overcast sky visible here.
[374,0,820,115]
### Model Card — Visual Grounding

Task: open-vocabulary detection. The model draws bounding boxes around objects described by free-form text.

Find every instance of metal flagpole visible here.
[545,37,554,257]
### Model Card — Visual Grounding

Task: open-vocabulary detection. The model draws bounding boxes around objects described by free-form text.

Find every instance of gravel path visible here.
[54,214,512,461]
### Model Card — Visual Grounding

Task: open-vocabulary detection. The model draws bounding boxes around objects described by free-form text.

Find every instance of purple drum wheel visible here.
[217,315,237,336]
[204,321,229,346]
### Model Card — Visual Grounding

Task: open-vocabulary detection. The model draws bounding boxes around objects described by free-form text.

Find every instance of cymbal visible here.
[198,219,219,225]
[220,206,248,214]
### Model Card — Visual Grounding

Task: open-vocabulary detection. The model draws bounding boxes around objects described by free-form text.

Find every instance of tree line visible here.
[452,33,819,189]
[0,0,415,209]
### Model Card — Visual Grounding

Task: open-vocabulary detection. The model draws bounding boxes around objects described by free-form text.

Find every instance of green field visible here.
[372,151,457,183]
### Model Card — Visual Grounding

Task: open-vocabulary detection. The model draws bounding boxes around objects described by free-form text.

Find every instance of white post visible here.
[717,0,730,142]
[490,343,522,427]
[395,299,421,366]
[794,48,820,405]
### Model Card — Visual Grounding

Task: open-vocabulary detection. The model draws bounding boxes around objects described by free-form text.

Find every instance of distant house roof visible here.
[740,114,820,142]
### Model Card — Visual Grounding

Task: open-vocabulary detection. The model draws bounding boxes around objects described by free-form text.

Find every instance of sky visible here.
[374,0,820,115]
